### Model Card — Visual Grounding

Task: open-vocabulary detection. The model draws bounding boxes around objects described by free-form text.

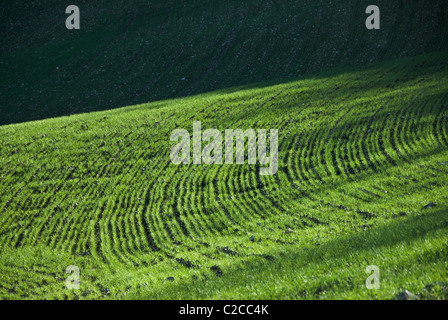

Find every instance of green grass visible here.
[0,51,447,299]
[1,0,448,125]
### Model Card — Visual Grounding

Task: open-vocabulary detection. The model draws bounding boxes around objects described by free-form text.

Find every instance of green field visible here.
[1,0,447,125]
[1,1,448,300]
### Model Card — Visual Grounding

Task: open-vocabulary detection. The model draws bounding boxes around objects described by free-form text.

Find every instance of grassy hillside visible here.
[1,0,448,125]
[0,51,447,299]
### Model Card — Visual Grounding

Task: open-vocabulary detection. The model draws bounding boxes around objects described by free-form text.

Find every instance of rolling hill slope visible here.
[1,0,448,125]
[0,51,447,299]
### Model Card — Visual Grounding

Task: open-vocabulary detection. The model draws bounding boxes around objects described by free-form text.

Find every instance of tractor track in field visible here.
[2,53,448,291]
